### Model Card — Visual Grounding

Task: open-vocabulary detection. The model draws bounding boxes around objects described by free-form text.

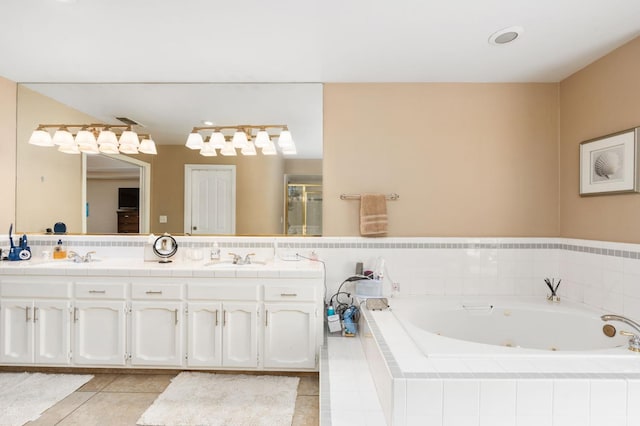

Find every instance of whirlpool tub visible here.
[388,296,630,357]
[359,296,640,425]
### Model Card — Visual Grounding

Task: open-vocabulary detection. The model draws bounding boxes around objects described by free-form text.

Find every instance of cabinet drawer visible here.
[1,281,71,298]
[188,283,259,301]
[264,285,316,302]
[131,283,183,300]
[75,282,127,299]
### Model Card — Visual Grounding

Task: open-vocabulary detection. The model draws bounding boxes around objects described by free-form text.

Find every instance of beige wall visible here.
[323,83,560,237]
[16,86,99,234]
[87,178,139,234]
[284,159,323,175]
[150,146,285,235]
[0,77,16,231]
[559,37,640,243]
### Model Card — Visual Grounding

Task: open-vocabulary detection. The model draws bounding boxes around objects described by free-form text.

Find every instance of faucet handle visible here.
[244,253,256,264]
[619,330,640,352]
[228,252,241,264]
[84,251,96,262]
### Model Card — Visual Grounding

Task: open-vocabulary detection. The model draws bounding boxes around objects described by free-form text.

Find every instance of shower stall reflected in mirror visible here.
[285,181,322,236]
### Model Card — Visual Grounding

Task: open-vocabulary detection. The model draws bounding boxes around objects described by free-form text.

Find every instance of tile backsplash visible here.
[1,234,639,318]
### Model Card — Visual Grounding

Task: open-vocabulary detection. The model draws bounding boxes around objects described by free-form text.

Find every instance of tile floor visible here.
[21,372,318,426]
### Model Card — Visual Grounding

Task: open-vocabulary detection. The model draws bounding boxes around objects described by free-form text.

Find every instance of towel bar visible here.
[340,193,399,200]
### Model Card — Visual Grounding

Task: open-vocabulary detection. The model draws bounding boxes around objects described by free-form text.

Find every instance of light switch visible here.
[159,215,167,223]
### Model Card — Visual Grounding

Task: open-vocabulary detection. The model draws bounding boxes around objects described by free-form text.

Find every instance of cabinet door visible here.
[0,299,33,364]
[222,302,257,368]
[74,301,127,366]
[131,302,183,366]
[264,303,316,369]
[34,300,71,365]
[187,302,222,367]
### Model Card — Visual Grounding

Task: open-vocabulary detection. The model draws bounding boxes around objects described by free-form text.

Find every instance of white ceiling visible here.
[4,1,640,158]
[1,0,639,83]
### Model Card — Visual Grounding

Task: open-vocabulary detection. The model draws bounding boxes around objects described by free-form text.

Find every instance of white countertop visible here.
[0,257,324,279]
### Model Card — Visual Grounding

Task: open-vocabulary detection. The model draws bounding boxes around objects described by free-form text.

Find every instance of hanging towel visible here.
[360,193,388,236]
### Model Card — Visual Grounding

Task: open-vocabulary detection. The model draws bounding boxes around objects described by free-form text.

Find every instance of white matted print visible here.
[580,127,640,195]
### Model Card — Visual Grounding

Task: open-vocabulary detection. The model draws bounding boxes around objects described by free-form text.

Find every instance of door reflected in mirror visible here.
[285,178,322,236]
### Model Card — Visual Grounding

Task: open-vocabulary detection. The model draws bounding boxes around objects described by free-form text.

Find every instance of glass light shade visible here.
[240,141,257,156]
[79,143,100,154]
[210,131,226,149]
[220,141,237,156]
[254,130,270,148]
[185,132,204,149]
[231,130,248,148]
[76,130,99,154]
[200,142,217,157]
[281,141,297,155]
[119,143,138,154]
[98,143,119,154]
[28,129,53,146]
[277,130,294,149]
[119,130,140,147]
[52,129,74,146]
[138,138,157,155]
[261,140,277,156]
[57,142,80,154]
[75,129,96,146]
[97,130,119,146]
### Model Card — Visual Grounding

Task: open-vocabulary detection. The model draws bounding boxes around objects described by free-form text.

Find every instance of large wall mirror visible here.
[15,83,323,236]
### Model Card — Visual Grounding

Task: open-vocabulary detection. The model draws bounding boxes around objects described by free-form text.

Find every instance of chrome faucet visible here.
[601,314,640,352]
[229,252,255,265]
[67,251,96,263]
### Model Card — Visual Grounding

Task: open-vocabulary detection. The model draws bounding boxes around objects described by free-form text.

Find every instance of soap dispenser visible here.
[210,242,221,261]
[53,239,67,260]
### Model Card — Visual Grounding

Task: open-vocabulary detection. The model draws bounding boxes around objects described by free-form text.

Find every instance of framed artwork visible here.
[579,127,640,195]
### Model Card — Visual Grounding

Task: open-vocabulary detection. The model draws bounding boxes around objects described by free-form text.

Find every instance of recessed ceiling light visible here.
[488,26,523,45]
[202,120,214,126]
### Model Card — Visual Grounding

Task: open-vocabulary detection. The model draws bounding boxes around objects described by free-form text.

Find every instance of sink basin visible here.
[204,260,267,267]
[32,259,103,267]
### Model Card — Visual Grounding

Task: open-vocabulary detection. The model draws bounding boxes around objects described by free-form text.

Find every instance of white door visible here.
[222,302,257,368]
[34,300,71,365]
[184,165,236,234]
[0,299,33,364]
[187,302,222,367]
[131,302,183,366]
[263,303,316,369]
[74,301,127,366]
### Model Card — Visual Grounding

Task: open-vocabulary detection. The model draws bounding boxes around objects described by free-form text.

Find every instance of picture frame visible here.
[579,127,640,196]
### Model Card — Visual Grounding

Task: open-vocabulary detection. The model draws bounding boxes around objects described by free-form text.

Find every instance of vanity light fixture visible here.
[185,124,296,157]
[28,123,157,155]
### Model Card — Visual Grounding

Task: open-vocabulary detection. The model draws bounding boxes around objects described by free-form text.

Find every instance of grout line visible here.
[53,390,101,425]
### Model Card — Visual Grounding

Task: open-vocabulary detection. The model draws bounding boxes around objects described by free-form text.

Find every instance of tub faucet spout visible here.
[601,314,640,352]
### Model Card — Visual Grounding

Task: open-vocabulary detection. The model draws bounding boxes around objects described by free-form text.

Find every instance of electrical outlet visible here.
[391,282,400,292]
[159,215,167,223]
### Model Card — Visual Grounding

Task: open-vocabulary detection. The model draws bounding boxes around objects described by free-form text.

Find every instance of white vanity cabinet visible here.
[73,282,127,366]
[263,282,318,369]
[0,281,71,365]
[187,302,223,367]
[0,260,324,372]
[130,283,184,367]
[221,302,258,368]
[186,282,259,369]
